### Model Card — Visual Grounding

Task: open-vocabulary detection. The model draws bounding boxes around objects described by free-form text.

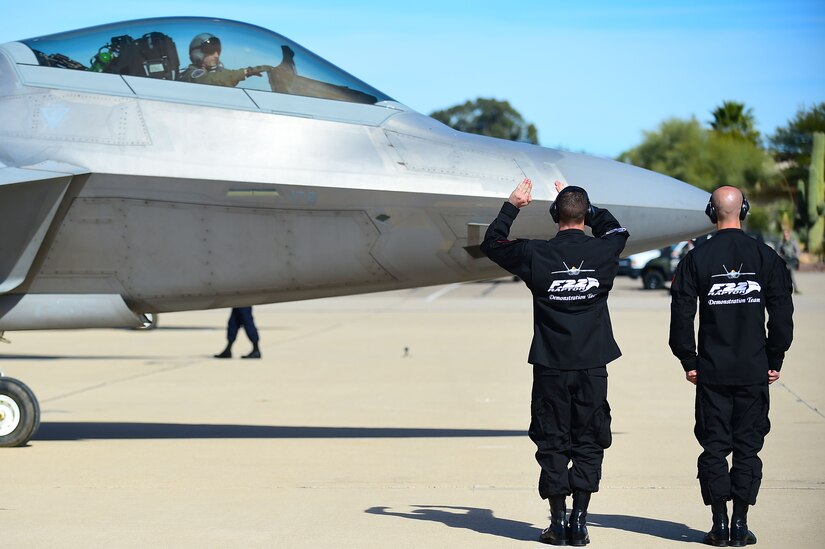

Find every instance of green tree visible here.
[710,100,761,145]
[803,132,825,255]
[618,118,710,188]
[705,132,776,194]
[745,204,771,234]
[617,117,775,193]
[430,98,539,144]
[769,102,825,184]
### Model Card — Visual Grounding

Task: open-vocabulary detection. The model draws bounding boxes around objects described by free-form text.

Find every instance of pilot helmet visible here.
[189,33,221,65]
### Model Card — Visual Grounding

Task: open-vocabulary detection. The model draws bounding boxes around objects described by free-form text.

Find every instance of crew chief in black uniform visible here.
[481,178,628,546]
[669,186,793,547]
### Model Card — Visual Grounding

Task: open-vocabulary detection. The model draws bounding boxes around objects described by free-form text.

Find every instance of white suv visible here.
[618,248,663,279]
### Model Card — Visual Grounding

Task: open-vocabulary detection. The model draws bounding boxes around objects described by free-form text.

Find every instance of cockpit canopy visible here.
[20,17,393,105]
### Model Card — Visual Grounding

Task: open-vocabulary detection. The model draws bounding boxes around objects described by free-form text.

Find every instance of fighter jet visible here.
[0,17,710,446]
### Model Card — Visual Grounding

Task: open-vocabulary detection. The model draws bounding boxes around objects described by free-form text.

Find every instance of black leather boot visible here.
[214,346,232,359]
[242,343,261,359]
[703,499,730,547]
[569,491,591,546]
[539,495,569,545]
[729,498,757,547]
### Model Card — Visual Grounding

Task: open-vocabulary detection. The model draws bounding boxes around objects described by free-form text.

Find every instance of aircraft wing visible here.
[0,162,86,294]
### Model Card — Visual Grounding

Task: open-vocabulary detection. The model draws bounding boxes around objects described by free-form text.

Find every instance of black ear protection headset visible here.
[705,190,750,224]
[549,185,593,223]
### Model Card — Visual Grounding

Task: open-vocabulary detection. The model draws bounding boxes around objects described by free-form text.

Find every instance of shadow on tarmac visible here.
[0,355,183,360]
[364,506,706,544]
[365,505,538,542]
[589,513,705,543]
[34,422,525,441]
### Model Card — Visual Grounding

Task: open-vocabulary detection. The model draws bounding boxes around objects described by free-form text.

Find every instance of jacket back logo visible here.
[548,278,600,293]
[708,280,762,296]
[706,264,761,300]
[548,261,599,293]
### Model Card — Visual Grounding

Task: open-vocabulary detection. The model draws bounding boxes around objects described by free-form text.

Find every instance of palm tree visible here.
[710,101,761,145]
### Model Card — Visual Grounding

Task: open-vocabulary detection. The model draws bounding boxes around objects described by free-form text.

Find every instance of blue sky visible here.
[1,1,822,158]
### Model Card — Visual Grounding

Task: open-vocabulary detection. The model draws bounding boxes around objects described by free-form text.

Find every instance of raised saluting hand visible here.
[509,178,533,208]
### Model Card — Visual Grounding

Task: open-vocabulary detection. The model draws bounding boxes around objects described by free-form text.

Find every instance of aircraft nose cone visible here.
[552,152,711,251]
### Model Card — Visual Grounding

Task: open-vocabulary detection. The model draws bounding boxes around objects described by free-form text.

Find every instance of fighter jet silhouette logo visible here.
[711,264,756,279]
[551,261,595,276]
[548,261,599,293]
[707,264,761,296]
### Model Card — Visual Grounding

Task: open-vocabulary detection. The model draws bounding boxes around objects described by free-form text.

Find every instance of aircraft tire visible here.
[0,377,41,447]
[133,313,159,330]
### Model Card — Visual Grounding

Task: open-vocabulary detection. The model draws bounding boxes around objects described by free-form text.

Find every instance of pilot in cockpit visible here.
[179,33,271,87]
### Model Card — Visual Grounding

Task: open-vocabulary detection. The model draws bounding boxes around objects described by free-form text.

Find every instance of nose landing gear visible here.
[0,376,40,447]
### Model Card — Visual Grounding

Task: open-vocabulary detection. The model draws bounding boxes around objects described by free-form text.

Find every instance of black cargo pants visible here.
[227,307,259,344]
[695,382,771,505]
[529,365,612,499]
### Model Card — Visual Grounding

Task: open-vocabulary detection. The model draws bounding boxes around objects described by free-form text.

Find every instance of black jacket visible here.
[669,229,794,385]
[481,202,629,369]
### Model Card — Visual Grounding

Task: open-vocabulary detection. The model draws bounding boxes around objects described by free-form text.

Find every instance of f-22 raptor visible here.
[0,17,710,446]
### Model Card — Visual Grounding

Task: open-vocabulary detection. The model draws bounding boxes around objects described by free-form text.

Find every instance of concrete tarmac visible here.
[2,273,823,548]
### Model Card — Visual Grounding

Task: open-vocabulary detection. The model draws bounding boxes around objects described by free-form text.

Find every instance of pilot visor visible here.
[199,37,221,55]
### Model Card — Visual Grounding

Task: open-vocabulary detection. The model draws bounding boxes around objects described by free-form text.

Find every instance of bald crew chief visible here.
[481,178,628,546]
[669,186,793,547]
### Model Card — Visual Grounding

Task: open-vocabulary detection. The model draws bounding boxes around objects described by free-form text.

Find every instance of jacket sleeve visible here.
[206,68,246,87]
[669,252,698,372]
[179,66,246,87]
[480,202,532,283]
[765,254,794,370]
[588,206,629,254]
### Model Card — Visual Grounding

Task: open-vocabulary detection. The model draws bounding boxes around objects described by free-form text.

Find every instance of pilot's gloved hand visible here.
[245,65,274,77]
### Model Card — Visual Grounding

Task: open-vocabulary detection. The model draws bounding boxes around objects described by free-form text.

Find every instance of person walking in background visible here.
[215,306,261,359]
[669,186,793,547]
[779,228,800,293]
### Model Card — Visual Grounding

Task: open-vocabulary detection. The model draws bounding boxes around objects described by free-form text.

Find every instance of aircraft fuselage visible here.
[0,17,710,330]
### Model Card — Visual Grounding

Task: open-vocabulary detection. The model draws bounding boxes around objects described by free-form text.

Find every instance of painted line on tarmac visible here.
[425,283,461,302]
[40,360,201,403]
[776,381,825,419]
